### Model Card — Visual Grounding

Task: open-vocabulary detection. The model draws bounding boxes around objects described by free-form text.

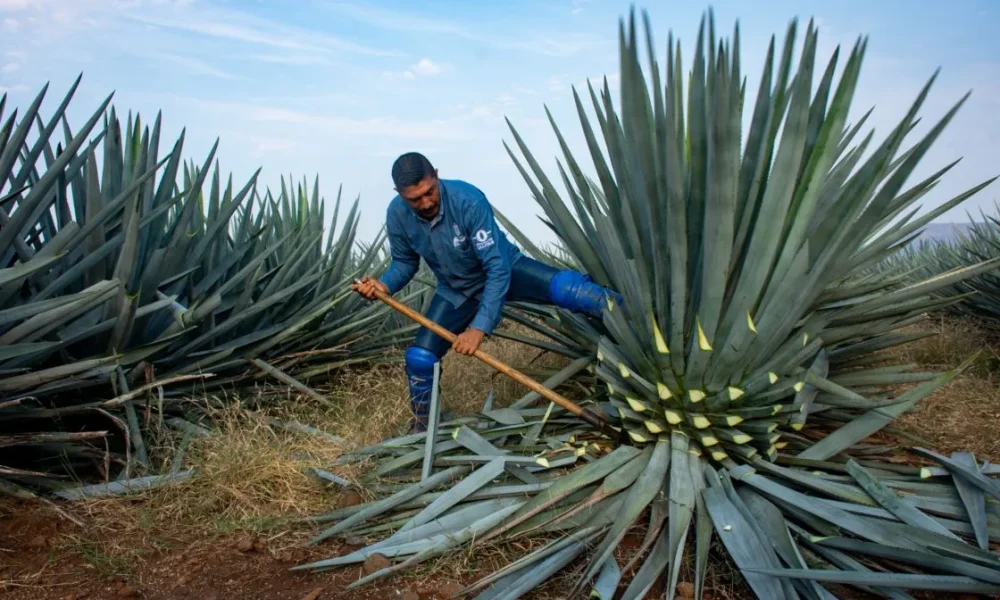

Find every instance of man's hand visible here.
[453,327,486,356]
[352,276,388,301]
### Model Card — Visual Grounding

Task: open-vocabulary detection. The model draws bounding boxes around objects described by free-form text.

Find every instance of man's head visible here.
[392,152,440,220]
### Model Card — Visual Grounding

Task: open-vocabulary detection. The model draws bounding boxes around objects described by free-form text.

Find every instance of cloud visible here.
[0,0,30,9]
[459,93,520,121]
[239,54,334,66]
[384,58,444,81]
[1,62,20,74]
[384,70,416,81]
[245,136,299,157]
[413,58,442,76]
[321,1,607,58]
[2,18,20,32]
[0,83,29,94]
[147,52,244,80]
[548,76,567,92]
[177,97,476,141]
[123,8,403,58]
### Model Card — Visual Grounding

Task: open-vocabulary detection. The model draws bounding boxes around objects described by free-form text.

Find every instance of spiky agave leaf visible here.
[297,7,1000,599]
[0,78,415,489]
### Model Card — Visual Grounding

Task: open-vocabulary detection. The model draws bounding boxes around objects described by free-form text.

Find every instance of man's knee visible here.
[405,345,439,378]
[549,269,623,317]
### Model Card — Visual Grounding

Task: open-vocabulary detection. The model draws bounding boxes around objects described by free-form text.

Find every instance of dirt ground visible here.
[0,500,466,600]
[2,317,999,600]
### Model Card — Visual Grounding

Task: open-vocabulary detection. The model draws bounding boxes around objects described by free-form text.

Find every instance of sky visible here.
[1,0,999,247]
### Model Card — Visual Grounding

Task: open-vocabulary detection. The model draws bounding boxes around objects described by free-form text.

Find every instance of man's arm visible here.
[378,210,420,295]
[465,192,512,337]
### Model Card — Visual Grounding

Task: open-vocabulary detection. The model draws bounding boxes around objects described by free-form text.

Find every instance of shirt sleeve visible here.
[466,191,512,335]
[378,208,419,295]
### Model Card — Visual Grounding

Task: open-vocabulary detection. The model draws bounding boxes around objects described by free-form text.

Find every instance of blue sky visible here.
[1,0,998,246]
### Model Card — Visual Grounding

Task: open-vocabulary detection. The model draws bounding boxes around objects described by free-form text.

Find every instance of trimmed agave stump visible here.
[294,7,1000,600]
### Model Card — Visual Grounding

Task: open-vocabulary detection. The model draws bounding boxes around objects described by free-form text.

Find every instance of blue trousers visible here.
[403,257,619,429]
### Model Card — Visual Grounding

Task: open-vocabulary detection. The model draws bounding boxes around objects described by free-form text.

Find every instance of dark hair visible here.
[391,152,435,190]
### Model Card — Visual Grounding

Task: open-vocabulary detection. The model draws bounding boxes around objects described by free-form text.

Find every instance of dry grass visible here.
[52,325,574,576]
[59,402,348,570]
[883,315,1000,461]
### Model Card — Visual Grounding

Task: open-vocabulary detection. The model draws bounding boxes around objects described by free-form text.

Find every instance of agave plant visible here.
[872,205,1000,328]
[0,77,418,492]
[296,7,1000,598]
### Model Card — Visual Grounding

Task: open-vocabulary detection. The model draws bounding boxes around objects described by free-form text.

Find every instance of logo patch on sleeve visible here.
[473,229,494,250]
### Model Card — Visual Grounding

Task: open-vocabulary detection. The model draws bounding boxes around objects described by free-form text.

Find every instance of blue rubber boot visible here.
[549,270,624,318]
[404,346,438,434]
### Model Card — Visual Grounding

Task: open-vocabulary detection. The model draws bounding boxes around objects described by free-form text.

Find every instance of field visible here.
[7,5,1000,598]
[2,315,998,600]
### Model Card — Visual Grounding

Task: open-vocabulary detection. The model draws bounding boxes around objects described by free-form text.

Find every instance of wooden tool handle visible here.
[361,282,612,433]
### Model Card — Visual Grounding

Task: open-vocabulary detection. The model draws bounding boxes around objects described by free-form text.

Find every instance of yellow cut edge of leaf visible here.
[625,396,646,412]
[696,316,713,351]
[652,313,669,354]
[628,430,649,443]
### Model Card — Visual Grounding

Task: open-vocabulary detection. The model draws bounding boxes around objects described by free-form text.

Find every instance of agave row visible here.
[873,205,1000,328]
[297,7,1000,598]
[0,77,424,492]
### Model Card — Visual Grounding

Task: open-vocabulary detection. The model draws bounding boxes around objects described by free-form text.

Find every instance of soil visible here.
[0,499,487,600]
[0,499,746,600]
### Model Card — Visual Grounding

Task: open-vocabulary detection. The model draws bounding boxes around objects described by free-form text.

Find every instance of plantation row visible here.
[4,7,1000,599]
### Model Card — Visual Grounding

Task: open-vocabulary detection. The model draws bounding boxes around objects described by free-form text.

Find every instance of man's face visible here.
[398,171,441,220]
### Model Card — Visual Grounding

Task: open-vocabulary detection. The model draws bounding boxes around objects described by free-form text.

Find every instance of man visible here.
[353,152,621,433]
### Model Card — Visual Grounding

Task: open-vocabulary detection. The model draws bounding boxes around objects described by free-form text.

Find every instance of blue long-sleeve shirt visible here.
[378,179,523,335]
